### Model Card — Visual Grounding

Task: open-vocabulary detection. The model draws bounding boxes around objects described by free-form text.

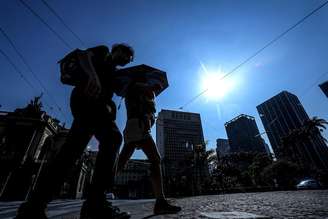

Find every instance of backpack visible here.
[58,49,86,86]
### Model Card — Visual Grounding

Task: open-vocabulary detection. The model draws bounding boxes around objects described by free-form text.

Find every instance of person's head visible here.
[111,43,134,66]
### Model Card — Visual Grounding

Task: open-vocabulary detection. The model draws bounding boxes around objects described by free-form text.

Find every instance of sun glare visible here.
[200,64,236,100]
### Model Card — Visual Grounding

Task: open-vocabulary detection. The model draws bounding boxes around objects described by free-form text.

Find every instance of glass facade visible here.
[257,91,328,169]
[156,109,205,177]
[224,114,267,154]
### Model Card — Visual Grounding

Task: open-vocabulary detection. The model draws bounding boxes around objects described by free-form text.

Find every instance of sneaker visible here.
[14,202,48,219]
[80,200,130,219]
[153,199,182,215]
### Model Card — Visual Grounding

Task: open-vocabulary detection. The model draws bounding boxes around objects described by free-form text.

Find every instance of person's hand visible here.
[84,74,102,99]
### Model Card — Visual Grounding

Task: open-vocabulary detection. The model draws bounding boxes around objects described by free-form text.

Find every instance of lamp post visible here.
[254,131,278,188]
[254,131,276,161]
[194,144,203,195]
[256,115,279,160]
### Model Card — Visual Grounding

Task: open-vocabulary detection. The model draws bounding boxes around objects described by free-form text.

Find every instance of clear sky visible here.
[1,0,328,159]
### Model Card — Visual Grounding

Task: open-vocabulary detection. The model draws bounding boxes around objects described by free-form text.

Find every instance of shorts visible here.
[123,118,152,145]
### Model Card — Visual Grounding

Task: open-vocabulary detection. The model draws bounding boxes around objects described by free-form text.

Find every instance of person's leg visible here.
[81,120,130,219]
[117,143,135,173]
[15,119,93,219]
[89,121,122,202]
[116,118,142,173]
[140,137,164,199]
[140,137,181,215]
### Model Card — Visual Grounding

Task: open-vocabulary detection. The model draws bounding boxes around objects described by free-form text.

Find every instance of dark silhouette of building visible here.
[156,109,206,177]
[319,80,328,98]
[0,103,60,200]
[224,114,267,154]
[114,159,151,199]
[257,91,328,170]
[156,109,208,195]
[216,138,230,158]
[60,148,96,199]
[0,98,94,200]
[70,150,97,199]
[263,142,272,158]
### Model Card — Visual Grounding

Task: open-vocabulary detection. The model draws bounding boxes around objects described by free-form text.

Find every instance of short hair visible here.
[111,43,134,60]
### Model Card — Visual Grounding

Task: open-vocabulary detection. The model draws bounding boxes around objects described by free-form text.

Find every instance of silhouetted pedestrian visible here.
[15,44,134,219]
[117,78,181,215]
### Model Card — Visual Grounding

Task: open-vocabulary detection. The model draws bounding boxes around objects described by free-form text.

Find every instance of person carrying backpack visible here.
[15,44,134,219]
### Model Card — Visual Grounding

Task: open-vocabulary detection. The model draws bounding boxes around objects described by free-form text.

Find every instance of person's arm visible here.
[78,51,102,99]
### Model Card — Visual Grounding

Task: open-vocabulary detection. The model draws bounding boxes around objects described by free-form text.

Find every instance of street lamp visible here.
[254,131,276,161]
[194,144,203,195]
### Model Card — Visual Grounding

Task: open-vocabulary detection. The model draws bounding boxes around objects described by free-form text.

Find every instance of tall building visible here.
[224,114,267,154]
[257,91,328,169]
[319,80,328,98]
[216,138,230,157]
[263,142,272,158]
[156,109,205,177]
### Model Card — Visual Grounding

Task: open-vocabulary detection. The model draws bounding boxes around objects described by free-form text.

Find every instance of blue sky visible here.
[1,0,328,158]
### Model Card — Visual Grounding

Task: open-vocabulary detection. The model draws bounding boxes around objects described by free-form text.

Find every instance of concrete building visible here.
[257,91,328,170]
[0,107,62,200]
[224,114,267,154]
[156,109,208,195]
[216,138,230,158]
[114,159,151,199]
[156,109,205,176]
[319,80,328,98]
[0,99,94,200]
[67,149,97,199]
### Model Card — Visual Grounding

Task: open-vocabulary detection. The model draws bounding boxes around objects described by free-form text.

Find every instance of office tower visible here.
[216,138,230,157]
[319,80,328,98]
[257,91,328,169]
[156,109,205,177]
[224,114,267,154]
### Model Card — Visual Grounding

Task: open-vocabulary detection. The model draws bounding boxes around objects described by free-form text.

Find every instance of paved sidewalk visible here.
[56,190,328,219]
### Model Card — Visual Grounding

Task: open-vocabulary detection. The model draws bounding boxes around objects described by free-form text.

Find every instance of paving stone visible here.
[52,190,328,219]
[199,211,271,219]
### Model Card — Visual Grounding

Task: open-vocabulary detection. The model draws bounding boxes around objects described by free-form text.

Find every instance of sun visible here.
[200,63,236,100]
